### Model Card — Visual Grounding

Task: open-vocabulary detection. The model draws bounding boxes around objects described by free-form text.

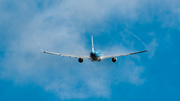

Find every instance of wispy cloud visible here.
[0,0,179,100]
[148,38,158,59]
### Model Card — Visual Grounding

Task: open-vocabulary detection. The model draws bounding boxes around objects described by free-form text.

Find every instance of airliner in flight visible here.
[42,36,147,63]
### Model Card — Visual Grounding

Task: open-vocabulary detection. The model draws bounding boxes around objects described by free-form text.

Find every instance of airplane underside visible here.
[91,58,102,62]
[90,55,102,62]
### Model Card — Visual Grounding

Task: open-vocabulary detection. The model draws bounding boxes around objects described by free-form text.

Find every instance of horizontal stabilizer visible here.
[76,52,89,54]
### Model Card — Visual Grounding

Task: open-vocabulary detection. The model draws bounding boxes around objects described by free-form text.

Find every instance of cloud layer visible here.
[1,0,180,100]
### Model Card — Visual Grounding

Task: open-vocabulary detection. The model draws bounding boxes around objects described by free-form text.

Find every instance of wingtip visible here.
[143,50,148,52]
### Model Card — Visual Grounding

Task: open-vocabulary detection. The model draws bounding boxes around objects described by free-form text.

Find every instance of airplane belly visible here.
[90,53,102,61]
[91,56,98,60]
[91,56,102,61]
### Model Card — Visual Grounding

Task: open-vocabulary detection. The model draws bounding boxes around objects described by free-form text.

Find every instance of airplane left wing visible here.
[101,50,147,60]
[43,50,91,60]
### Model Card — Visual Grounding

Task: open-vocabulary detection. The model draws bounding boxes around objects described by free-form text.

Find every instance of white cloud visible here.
[1,0,179,100]
[148,38,158,59]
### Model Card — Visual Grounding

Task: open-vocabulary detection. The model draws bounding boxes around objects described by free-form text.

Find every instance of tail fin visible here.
[91,36,94,52]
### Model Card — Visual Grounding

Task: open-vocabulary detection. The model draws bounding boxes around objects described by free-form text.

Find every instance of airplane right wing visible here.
[43,50,91,60]
[101,50,147,60]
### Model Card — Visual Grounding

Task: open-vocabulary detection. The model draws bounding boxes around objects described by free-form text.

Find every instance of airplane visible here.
[42,36,147,63]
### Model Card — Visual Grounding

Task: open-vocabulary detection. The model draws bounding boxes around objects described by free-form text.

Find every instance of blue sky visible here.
[0,0,180,101]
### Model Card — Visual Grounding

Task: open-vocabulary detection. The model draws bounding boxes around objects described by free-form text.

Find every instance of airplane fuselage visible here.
[90,51,103,61]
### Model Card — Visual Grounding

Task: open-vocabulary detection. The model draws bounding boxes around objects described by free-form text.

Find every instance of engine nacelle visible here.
[112,57,117,62]
[78,58,83,63]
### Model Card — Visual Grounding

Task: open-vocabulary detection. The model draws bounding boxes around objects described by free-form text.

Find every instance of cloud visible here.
[1,0,179,100]
[148,38,158,59]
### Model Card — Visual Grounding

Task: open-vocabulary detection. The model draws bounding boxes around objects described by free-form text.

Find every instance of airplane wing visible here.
[42,50,91,60]
[101,50,147,60]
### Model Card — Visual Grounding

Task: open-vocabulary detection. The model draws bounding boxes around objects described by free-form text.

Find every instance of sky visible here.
[0,0,180,101]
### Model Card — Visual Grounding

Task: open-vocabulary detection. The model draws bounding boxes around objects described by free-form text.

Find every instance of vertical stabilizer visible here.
[91,36,94,52]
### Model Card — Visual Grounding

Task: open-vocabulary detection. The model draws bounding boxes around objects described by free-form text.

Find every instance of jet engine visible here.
[78,58,83,63]
[112,57,117,62]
